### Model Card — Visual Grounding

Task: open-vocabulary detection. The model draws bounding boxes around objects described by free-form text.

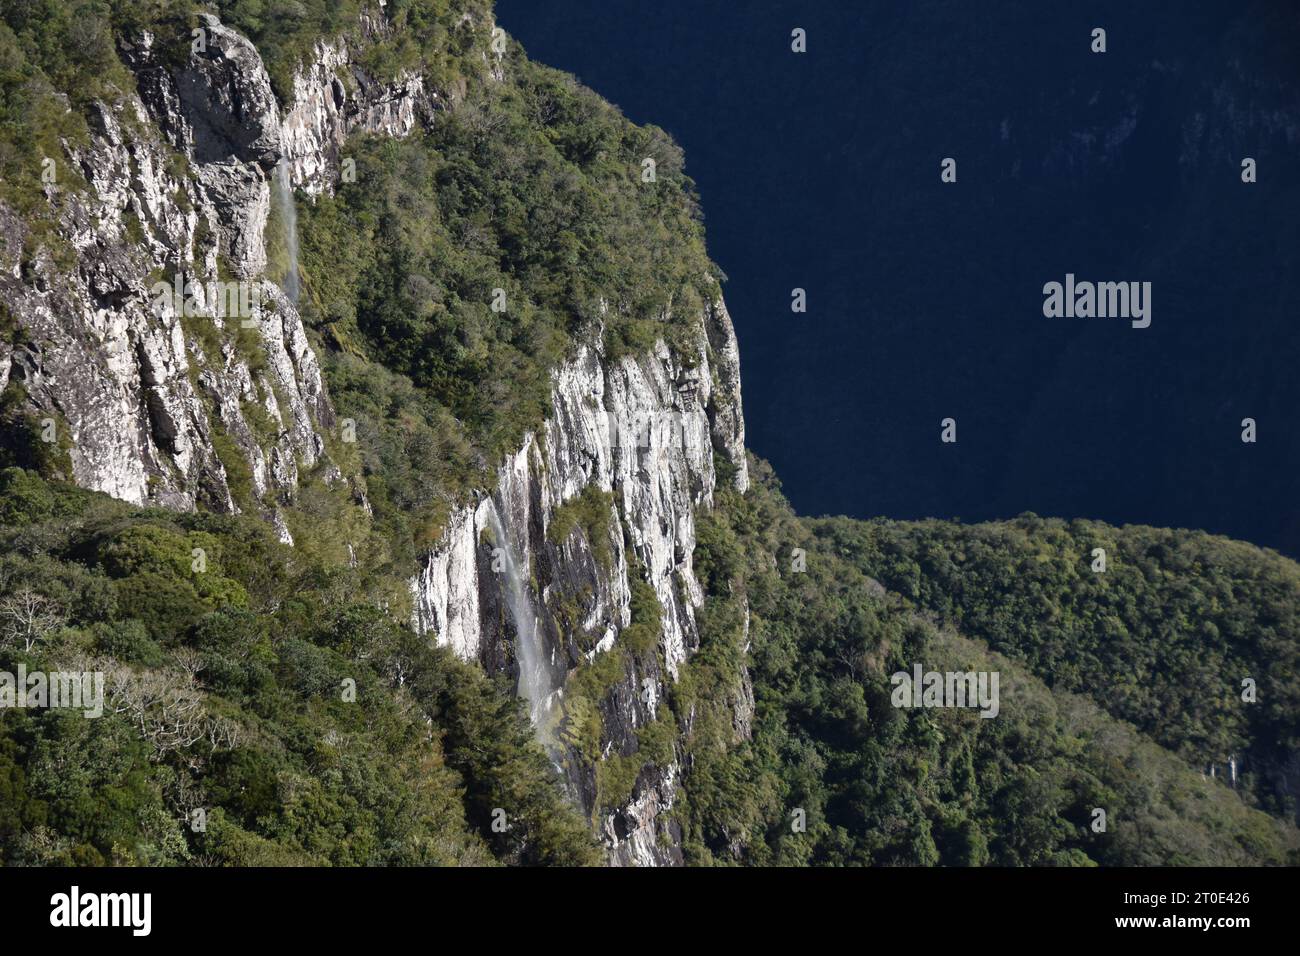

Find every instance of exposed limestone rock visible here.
[705,294,749,492]
[0,11,754,866]
[280,34,434,194]
[1,16,339,516]
[411,308,749,865]
[145,14,282,278]
[604,762,684,867]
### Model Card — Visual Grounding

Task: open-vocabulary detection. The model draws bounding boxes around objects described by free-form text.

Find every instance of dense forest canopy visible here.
[678,461,1298,865]
[0,0,1296,867]
[3,461,1295,866]
[0,468,599,865]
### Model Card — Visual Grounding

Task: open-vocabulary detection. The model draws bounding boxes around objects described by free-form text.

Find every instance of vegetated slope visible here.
[678,458,1299,865]
[3,0,739,864]
[0,468,600,865]
[0,0,1296,867]
[285,11,739,863]
[835,513,1300,823]
[0,0,734,865]
[292,39,718,556]
[4,460,1294,866]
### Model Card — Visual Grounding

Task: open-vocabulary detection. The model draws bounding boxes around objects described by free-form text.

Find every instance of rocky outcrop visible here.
[412,312,749,865]
[281,33,434,195]
[704,296,749,493]
[1,10,752,865]
[132,16,281,278]
[0,16,336,527]
[0,8,437,528]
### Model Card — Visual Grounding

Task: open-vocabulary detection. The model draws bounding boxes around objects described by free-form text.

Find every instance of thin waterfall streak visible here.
[274,157,300,305]
[486,508,557,737]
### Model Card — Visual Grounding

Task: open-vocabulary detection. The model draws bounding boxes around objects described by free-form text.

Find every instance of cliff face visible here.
[0,11,442,528]
[412,308,747,865]
[279,16,434,195]
[0,12,749,864]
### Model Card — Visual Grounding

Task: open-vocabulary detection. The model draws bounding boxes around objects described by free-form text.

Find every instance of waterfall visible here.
[274,157,300,304]
[485,508,558,735]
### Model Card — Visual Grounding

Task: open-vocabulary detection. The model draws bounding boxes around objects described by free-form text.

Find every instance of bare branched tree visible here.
[172,648,207,685]
[205,715,240,751]
[106,666,209,758]
[100,658,241,762]
[0,588,65,651]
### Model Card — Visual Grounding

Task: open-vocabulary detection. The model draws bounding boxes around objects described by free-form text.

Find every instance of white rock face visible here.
[0,11,753,867]
[704,296,749,492]
[411,312,749,864]
[280,32,433,195]
[412,499,490,661]
[0,11,413,526]
[0,16,340,520]
[413,339,720,670]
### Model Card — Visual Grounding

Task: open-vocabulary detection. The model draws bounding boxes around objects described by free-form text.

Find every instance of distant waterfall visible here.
[274,158,300,304]
[486,508,558,734]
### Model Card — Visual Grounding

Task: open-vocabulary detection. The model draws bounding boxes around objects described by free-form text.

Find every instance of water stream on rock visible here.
[486,508,559,741]
[274,157,300,305]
